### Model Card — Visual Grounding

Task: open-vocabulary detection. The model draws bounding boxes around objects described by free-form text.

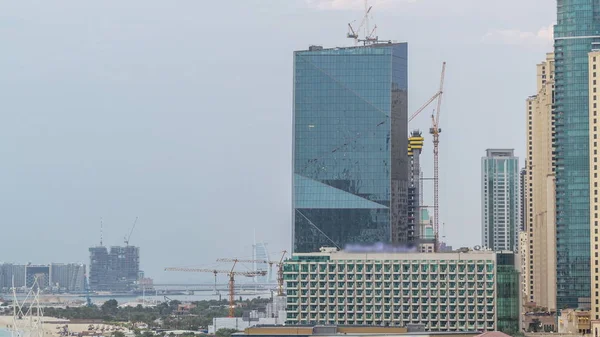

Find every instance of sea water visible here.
[0,329,10,337]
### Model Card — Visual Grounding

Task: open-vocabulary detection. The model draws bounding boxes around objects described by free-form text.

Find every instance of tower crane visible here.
[217,251,288,297]
[408,62,446,251]
[346,1,380,45]
[124,217,138,246]
[276,250,287,296]
[408,62,446,123]
[430,63,446,250]
[164,262,266,317]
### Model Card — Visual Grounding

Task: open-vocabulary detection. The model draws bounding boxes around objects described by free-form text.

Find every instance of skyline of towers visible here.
[481,149,520,252]
[0,262,85,292]
[292,43,409,253]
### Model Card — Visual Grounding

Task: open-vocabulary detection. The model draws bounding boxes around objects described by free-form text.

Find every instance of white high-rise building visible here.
[481,149,520,251]
[253,241,270,283]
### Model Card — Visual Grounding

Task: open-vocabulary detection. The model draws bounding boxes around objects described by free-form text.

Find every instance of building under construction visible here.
[407,130,437,252]
[407,130,423,244]
[89,245,140,292]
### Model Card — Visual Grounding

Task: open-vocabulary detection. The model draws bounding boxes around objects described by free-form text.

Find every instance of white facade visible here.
[208,315,286,334]
[283,248,506,332]
[481,149,520,252]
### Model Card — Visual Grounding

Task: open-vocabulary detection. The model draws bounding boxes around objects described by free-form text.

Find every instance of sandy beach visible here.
[0,315,131,336]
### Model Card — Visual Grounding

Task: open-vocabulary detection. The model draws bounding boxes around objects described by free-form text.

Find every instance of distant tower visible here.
[252,234,270,283]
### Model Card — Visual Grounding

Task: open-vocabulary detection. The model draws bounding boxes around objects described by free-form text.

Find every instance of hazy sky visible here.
[0,0,554,283]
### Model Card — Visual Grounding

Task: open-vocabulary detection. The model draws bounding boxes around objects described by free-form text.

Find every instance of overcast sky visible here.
[0,0,554,283]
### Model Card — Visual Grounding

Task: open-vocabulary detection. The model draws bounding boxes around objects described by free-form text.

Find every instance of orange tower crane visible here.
[217,251,288,297]
[164,262,266,317]
[276,250,287,296]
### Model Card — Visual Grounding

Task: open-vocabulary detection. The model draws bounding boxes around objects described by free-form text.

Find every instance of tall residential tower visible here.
[589,50,600,318]
[524,53,556,311]
[481,149,520,252]
[292,43,409,252]
[553,0,600,310]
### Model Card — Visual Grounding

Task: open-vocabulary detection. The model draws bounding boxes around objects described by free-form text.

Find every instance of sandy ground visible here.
[0,316,131,336]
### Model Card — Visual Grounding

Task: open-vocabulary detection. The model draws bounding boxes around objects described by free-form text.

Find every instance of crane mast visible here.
[408,62,446,251]
[430,62,446,251]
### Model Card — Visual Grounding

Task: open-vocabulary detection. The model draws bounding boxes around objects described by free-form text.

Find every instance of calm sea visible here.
[0,329,10,337]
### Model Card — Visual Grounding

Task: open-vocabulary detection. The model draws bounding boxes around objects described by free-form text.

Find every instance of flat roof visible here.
[290,249,503,262]
[297,42,407,52]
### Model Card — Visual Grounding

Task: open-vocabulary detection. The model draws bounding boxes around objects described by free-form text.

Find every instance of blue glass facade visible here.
[554,0,600,309]
[292,44,408,253]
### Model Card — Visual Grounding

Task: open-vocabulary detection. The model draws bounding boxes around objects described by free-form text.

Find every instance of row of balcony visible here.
[286,317,495,331]
[288,264,493,274]
[290,298,495,307]
[287,305,495,314]
[286,289,495,298]
[285,281,496,292]
[287,272,492,280]
[287,313,495,322]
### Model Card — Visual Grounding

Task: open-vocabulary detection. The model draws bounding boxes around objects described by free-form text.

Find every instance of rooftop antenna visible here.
[100,217,103,247]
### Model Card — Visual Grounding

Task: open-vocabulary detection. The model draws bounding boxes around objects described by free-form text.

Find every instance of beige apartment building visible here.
[523,52,556,311]
[589,50,600,319]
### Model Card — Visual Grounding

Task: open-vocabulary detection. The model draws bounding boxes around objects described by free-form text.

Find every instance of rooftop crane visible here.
[347,1,379,45]
[164,262,266,317]
[217,251,288,297]
[124,217,138,246]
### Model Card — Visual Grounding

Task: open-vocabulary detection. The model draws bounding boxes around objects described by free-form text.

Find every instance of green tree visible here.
[102,299,119,316]
[112,332,125,337]
[216,328,239,337]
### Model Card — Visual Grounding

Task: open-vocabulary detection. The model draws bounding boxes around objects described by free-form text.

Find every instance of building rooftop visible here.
[484,149,515,157]
[289,247,506,262]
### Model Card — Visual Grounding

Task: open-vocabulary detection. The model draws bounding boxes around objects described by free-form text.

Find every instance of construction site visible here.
[88,217,142,292]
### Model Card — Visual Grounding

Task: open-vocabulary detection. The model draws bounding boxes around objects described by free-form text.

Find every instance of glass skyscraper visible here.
[481,149,520,252]
[553,0,600,309]
[292,43,408,253]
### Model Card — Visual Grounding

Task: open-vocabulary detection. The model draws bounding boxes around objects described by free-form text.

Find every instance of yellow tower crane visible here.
[164,262,266,317]
[217,251,288,297]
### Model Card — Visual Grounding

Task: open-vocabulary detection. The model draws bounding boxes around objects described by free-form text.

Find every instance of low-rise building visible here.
[558,309,590,334]
[283,247,519,333]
